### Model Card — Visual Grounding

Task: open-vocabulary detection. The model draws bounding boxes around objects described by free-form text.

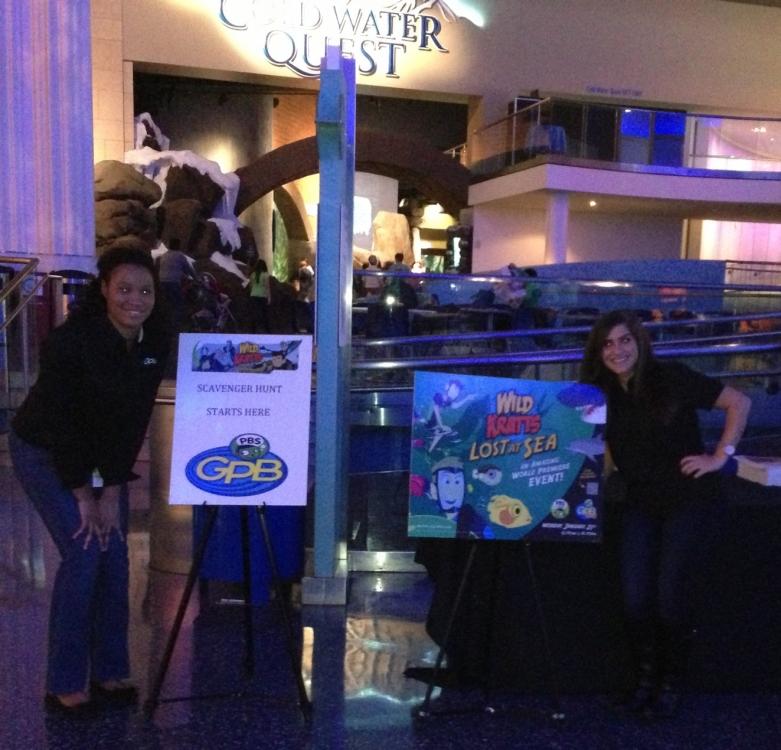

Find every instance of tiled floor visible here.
[2,464,780,750]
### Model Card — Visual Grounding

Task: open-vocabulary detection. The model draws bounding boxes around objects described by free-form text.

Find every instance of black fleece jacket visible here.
[12,313,168,488]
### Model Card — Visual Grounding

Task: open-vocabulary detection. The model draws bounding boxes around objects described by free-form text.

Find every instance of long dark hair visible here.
[70,241,168,337]
[580,309,674,422]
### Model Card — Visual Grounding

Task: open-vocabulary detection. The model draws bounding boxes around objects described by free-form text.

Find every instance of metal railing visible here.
[725,259,781,288]
[464,96,781,179]
[0,257,64,426]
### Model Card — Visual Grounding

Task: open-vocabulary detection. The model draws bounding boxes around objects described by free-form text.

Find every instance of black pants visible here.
[621,492,723,677]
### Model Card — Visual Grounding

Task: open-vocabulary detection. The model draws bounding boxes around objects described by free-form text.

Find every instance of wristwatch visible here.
[720,444,736,457]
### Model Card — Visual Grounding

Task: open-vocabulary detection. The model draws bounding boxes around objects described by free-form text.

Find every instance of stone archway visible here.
[234,128,470,217]
[273,186,309,241]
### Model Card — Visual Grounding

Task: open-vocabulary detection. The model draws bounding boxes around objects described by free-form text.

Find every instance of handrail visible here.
[352,337,781,371]
[469,97,552,137]
[355,314,781,350]
[152,340,779,403]
[0,271,53,333]
[0,256,39,306]
[354,268,781,294]
[459,100,781,153]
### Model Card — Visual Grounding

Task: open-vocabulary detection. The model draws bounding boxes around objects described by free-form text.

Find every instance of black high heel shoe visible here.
[90,681,139,707]
[44,693,98,717]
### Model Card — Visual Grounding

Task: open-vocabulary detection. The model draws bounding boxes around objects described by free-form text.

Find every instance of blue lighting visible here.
[620,110,651,138]
[654,111,686,136]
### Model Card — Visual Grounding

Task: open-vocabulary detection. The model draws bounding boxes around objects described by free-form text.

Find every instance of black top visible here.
[605,361,724,512]
[12,313,168,489]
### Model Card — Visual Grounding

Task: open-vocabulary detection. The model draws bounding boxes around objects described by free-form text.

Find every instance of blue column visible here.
[303,48,355,605]
[0,1,95,271]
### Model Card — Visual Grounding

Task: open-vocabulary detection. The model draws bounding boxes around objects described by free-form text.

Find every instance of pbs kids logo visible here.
[185,433,287,497]
[230,433,269,459]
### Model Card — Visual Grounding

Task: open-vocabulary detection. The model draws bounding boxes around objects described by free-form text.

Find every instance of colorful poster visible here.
[169,334,312,506]
[409,372,605,542]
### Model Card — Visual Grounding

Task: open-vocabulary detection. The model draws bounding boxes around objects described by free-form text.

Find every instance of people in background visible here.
[9,244,169,715]
[246,257,270,333]
[390,252,411,272]
[580,310,750,719]
[363,254,383,296]
[156,238,198,332]
[297,258,315,302]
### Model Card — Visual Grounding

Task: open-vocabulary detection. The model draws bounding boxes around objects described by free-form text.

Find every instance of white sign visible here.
[169,333,313,506]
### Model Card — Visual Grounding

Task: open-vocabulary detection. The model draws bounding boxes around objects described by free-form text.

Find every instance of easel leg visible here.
[239,506,255,677]
[144,504,218,720]
[255,504,312,716]
[523,540,565,720]
[416,542,478,718]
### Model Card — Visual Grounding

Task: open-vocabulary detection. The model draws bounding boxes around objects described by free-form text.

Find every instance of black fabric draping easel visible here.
[144,503,311,720]
[413,538,565,720]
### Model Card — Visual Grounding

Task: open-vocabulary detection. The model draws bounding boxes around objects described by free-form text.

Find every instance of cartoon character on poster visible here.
[409,372,606,542]
[192,339,302,373]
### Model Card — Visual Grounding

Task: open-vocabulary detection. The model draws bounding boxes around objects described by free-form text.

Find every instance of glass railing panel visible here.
[465,97,781,179]
[0,266,62,430]
[3,274,61,411]
[350,270,781,390]
[689,116,781,171]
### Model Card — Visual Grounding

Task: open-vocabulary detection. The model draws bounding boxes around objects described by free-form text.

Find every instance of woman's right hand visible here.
[97,485,124,549]
[72,486,102,549]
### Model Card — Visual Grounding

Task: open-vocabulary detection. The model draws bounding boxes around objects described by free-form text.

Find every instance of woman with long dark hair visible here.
[9,242,169,715]
[581,310,750,718]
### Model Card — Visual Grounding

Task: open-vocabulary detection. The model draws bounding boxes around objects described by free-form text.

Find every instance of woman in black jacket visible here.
[10,243,169,715]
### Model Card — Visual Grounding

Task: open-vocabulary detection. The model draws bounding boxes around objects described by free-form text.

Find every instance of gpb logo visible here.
[185,433,287,497]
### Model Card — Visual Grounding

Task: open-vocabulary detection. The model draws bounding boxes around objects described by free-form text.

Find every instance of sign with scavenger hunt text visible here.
[169,333,312,506]
[409,371,605,542]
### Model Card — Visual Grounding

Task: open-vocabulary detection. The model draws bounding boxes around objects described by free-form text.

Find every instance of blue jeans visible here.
[9,430,130,694]
[620,496,721,632]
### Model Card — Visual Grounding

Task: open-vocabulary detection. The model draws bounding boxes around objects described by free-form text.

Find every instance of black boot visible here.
[647,676,681,719]
[614,647,656,714]
[644,625,693,720]
[612,619,659,713]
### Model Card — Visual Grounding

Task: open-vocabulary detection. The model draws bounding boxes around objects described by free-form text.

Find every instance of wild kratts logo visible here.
[185,433,288,497]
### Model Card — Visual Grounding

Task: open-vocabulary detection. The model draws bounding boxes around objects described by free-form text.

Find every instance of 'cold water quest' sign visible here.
[169,333,312,506]
[218,0,485,79]
[409,372,605,542]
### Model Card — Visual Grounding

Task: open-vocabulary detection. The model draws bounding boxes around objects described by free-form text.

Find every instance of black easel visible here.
[414,539,564,720]
[144,502,311,720]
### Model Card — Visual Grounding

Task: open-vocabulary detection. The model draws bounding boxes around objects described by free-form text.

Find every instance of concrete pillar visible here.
[1,0,95,272]
[544,191,570,265]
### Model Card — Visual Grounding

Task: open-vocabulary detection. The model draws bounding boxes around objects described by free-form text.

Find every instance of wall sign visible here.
[219,0,484,79]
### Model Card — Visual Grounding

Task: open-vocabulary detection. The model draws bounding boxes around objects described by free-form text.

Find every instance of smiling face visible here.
[101,263,155,340]
[600,323,639,386]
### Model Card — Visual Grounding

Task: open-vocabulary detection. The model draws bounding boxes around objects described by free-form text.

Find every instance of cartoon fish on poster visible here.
[487,494,532,528]
[472,464,503,487]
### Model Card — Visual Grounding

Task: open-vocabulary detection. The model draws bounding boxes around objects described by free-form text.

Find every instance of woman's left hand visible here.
[680,453,726,478]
